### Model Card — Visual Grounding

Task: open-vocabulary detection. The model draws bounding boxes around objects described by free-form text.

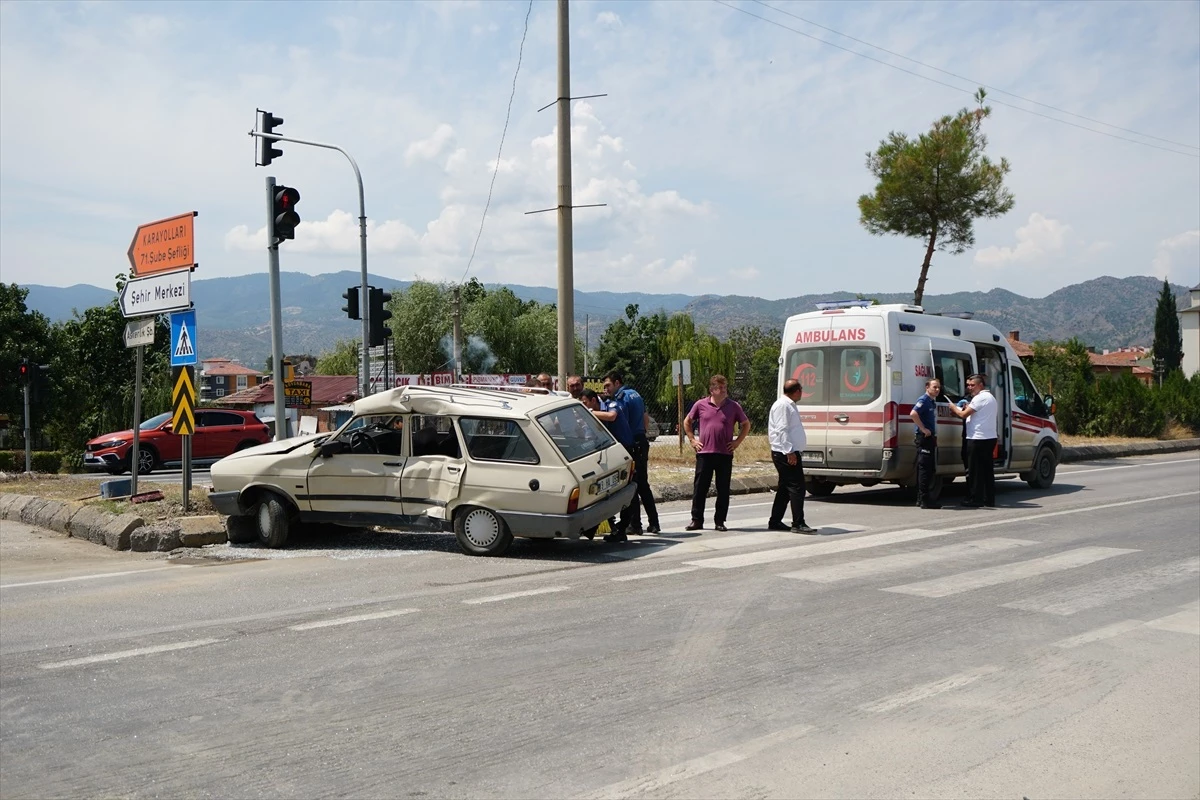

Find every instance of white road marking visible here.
[859,665,1002,714]
[953,492,1200,532]
[777,538,1037,583]
[1054,620,1146,649]
[1,565,193,589]
[686,528,949,570]
[39,638,221,670]
[611,567,699,582]
[462,586,570,605]
[1058,456,1199,475]
[1003,557,1200,615]
[1145,603,1200,636]
[575,723,814,800]
[882,547,1139,598]
[289,608,419,631]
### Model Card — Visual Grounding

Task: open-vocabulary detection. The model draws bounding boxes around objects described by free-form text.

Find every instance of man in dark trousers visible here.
[683,374,750,532]
[603,370,661,535]
[949,373,998,507]
[767,379,818,533]
[910,377,942,509]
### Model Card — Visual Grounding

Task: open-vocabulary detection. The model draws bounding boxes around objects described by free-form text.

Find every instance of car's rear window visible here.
[459,418,539,463]
[536,405,615,462]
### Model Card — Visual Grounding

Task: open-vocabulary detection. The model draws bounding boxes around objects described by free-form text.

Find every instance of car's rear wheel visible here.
[254,495,291,548]
[454,506,513,556]
[807,478,836,497]
[136,447,158,475]
[226,514,258,544]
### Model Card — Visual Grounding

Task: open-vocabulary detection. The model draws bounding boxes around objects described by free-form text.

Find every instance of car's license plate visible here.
[802,450,824,463]
[596,471,623,493]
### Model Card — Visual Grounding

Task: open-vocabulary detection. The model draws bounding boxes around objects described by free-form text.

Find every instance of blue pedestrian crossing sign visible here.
[170,309,197,367]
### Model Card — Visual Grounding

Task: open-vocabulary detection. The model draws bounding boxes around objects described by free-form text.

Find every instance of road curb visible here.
[0,497,226,551]
[1059,438,1200,463]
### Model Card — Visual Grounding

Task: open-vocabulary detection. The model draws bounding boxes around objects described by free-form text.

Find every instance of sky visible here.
[1,0,1198,301]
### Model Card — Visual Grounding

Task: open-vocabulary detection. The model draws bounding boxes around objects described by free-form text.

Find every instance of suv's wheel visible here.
[454,507,513,556]
[254,495,292,548]
[1025,446,1058,489]
[807,478,836,497]
[226,514,258,544]
[136,447,158,475]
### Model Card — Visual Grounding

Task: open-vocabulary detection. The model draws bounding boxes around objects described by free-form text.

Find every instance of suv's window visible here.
[199,411,245,427]
[336,414,405,456]
[459,418,539,463]
[411,414,461,458]
[784,345,881,406]
[536,406,615,461]
[1010,367,1045,416]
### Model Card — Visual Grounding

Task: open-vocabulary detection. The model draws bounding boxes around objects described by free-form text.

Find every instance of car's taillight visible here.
[567,487,580,514]
[883,401,897,449]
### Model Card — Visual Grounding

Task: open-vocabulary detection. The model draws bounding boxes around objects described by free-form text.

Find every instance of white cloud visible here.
[974,213,1072,268]
[730,267,760,280]
[1151,229,1200,282]
[596,11,622,29]
[405,123,455,165]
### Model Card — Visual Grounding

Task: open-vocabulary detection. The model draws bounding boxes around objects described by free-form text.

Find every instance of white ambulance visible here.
[778,301,1060,501]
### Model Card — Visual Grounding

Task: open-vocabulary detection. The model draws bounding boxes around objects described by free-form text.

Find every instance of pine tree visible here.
[1152,279,1183,377]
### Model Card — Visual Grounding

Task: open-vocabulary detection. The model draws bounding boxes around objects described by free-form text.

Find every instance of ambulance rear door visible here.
[809,314,887,472]
[782,315,833,468]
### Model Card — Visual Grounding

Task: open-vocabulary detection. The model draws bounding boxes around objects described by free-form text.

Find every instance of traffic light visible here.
[342,286,360,320]
[368,287,393,347]
[257,110,284,167]
[273,186,300,243]
[18,358,30,385]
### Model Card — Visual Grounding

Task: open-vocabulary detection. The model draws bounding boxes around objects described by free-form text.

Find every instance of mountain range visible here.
[20,272,1191,368]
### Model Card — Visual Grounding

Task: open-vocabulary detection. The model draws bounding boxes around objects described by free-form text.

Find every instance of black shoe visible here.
[791,525,818,534]
[685,521,703,531]
[627,526,644,535]
[714,524,728,532]
[603,532,628,543]
[919,502,943,509]
[767,522,790,531]
[646,524,661,534]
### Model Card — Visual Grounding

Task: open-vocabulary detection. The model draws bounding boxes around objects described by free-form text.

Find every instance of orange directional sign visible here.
[128,212,197,277]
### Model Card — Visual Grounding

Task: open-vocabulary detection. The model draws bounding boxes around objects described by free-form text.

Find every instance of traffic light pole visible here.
[266,176,289,441]
[22,380,31,473]
[251,130,371,399]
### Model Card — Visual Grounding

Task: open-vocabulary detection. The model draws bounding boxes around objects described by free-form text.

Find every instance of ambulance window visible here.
[785,349,826,405]
[1010,367,1043,415]
[837,347,880,405]
[933,350,972,402]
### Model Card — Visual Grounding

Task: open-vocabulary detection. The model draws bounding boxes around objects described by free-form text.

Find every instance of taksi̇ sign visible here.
[120,269,192,318]
[128,212,197,277]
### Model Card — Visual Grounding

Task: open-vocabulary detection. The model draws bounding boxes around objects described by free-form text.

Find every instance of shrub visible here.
[1156,371,1200,433]
[0,450,69,473]
[1084,374,1164,438]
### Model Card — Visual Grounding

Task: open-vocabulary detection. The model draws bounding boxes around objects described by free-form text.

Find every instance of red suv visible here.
[83,410,270,475]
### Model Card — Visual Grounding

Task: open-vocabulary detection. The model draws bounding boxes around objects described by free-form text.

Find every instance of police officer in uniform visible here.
[910,378,942,509]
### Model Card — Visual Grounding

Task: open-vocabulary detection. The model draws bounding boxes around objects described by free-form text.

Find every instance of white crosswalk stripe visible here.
[881,547,1139,599]
[777,538,1037,583]
[685,528,950,570]
[1002,557,1200,616]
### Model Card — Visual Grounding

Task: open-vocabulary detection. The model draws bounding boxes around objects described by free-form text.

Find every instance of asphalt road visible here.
[4,453,1199,799]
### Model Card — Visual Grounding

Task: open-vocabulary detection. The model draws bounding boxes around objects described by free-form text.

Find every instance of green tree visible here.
[388,281,452,373]
[858,89,1015,306]
[594,304,669,396]
[315,338,361,376]
[1152,279,1183,377]
[726,325,781,427]
[1027,338,1094,435]
[656,315,735,409]
[0,284,53,443]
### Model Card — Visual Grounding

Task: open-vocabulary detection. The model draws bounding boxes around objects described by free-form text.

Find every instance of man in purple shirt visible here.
[682,374,751,532]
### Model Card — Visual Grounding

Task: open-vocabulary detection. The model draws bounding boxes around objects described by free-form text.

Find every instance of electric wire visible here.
[713,0,1199,158]
[461,0,534,285]
[750,0,1198,151]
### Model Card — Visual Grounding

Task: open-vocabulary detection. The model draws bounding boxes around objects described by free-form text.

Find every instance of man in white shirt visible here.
[949,372,998,507]
[767,379,818,533]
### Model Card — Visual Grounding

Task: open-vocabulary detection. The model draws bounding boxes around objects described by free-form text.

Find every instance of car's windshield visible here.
[536,405,614,462]
[140,412,173,430]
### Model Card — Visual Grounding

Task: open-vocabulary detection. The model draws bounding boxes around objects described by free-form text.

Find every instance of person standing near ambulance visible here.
[910,378,942,509]
[949,373,998,507]
[684,375,750,532]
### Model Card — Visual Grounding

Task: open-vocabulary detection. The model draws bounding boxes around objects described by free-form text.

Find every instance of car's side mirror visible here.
[162,423,174,433]
[320,440,349,458]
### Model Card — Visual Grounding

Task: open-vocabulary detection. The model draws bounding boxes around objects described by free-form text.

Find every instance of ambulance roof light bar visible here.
[815,300,873,310]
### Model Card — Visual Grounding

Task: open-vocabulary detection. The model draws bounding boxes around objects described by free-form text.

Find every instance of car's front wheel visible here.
[1025,446,1058,489]
[136,447,158,475]
[454,506,513,556]
[254,495,292,548]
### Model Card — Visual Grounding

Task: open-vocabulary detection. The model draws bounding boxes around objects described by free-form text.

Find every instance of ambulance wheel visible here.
[1025,447,1057,489]
[454,506,513,556]
[807,478,836,497]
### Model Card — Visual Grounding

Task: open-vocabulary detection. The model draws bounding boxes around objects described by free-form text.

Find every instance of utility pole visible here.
[584,313,589,376]
[555,0,575,388]
[22,372,31,473]
[452,285,463,382]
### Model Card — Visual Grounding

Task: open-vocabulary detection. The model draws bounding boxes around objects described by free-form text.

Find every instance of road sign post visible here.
[124,318,155,496]
[172,365,196,511]
[672,359,691,455]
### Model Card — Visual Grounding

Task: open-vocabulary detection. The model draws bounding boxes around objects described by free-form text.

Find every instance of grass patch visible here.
[0,474,217,520]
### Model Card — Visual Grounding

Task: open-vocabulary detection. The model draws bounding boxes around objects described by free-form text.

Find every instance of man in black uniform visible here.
[909,378,942,509]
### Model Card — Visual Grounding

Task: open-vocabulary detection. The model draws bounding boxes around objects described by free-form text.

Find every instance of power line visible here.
[461,0,534,285]
[750,0,1198,152]
[712,0,1199,158]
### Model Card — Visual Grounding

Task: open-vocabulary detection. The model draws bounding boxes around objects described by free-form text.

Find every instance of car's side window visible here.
[411,415,461,458]
[459,418,539,463]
